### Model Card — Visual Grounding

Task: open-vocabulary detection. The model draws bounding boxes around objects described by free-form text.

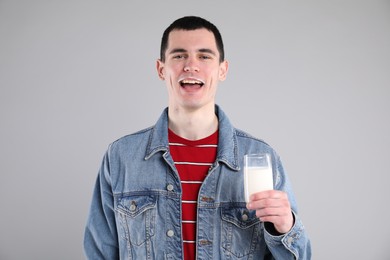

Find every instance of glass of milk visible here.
[243,153,274,202]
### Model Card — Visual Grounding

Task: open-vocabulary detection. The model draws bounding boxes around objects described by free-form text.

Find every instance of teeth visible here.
[181,79,203,84]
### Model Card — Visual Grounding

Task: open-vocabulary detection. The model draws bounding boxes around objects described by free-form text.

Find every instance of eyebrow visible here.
[168,48,217,56]
[198,48,217,56]
[169,48,187,55]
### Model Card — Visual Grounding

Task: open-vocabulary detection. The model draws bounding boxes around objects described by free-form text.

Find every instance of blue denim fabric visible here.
[84,105,311,259]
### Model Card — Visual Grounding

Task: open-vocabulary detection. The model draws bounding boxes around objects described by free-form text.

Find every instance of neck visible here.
[168,105,218,140]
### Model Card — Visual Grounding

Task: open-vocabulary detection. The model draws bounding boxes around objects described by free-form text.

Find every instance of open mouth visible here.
[179,79,205,88]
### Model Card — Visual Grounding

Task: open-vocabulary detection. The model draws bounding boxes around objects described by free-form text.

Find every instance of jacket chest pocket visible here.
[221,206,263,258]
[116,195,157,246]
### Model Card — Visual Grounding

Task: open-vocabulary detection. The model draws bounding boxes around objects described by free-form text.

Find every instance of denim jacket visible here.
[84,105,311,259]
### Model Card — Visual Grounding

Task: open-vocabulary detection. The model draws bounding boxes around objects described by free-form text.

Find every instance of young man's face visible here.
[157,28,228,112]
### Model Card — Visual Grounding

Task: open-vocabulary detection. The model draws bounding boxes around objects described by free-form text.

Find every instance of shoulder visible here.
[109,126,154,151]
[234,128,271,147]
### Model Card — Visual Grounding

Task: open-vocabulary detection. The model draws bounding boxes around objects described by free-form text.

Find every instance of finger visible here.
[256,207,281,218]
[250,190,286,201]
[249,190,274,201]
[248,196,290,211]
[258,212,294,234]
[247,198,274,210]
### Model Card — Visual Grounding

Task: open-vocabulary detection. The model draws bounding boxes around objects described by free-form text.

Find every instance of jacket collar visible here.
[145,105,240,171]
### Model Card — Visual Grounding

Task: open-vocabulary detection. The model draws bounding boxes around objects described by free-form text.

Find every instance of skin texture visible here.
[157,28,293,234]
[247,190,294,234]
[156,28,227,140]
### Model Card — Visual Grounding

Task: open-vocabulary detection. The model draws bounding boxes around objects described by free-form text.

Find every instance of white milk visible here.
[244,167,273,202]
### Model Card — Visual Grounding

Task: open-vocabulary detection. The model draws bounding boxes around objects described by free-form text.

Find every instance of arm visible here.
[83,149,119,259]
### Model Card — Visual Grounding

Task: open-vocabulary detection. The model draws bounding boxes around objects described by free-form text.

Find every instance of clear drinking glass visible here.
[244,153,274,202]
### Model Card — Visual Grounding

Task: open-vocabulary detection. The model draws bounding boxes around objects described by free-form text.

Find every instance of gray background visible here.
[1,0,389,259]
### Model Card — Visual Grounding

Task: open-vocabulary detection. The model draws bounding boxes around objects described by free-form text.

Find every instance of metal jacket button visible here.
[167,184,174,191]
[167,230,174,237]
[129,201,137,211]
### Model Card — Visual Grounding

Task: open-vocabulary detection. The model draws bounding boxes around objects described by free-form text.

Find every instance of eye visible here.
[199,54,211,60]
[173,54,186,60]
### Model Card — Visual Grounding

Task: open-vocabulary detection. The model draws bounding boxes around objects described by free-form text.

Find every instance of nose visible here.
[184,58,200,72]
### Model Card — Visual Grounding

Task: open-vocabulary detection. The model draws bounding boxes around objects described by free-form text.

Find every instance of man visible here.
[84,16,311,259]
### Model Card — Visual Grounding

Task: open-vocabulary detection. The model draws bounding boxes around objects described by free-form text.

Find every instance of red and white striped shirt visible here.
[168,129,218,260]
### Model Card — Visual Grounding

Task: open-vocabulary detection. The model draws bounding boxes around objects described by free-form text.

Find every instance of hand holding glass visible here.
[244,153,274,202]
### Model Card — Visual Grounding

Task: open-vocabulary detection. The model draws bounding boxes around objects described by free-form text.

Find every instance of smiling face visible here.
[157,28,228,112]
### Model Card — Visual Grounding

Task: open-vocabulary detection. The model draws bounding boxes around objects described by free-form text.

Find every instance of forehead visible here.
[167,28,218,53]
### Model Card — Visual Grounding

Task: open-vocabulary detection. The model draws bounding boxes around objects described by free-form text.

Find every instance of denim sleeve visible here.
[83,147,119,259]
[264,211,311,259]
[264,153,312,260]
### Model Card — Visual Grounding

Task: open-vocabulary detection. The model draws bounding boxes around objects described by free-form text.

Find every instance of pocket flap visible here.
[221,206,260,229]
[116,195,157,218]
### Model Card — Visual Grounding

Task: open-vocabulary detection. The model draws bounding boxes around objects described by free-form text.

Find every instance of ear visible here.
[156,59,165,80]
[218,60,229,81]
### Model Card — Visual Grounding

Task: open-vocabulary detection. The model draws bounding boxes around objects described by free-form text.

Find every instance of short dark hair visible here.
[160,16,225,63]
